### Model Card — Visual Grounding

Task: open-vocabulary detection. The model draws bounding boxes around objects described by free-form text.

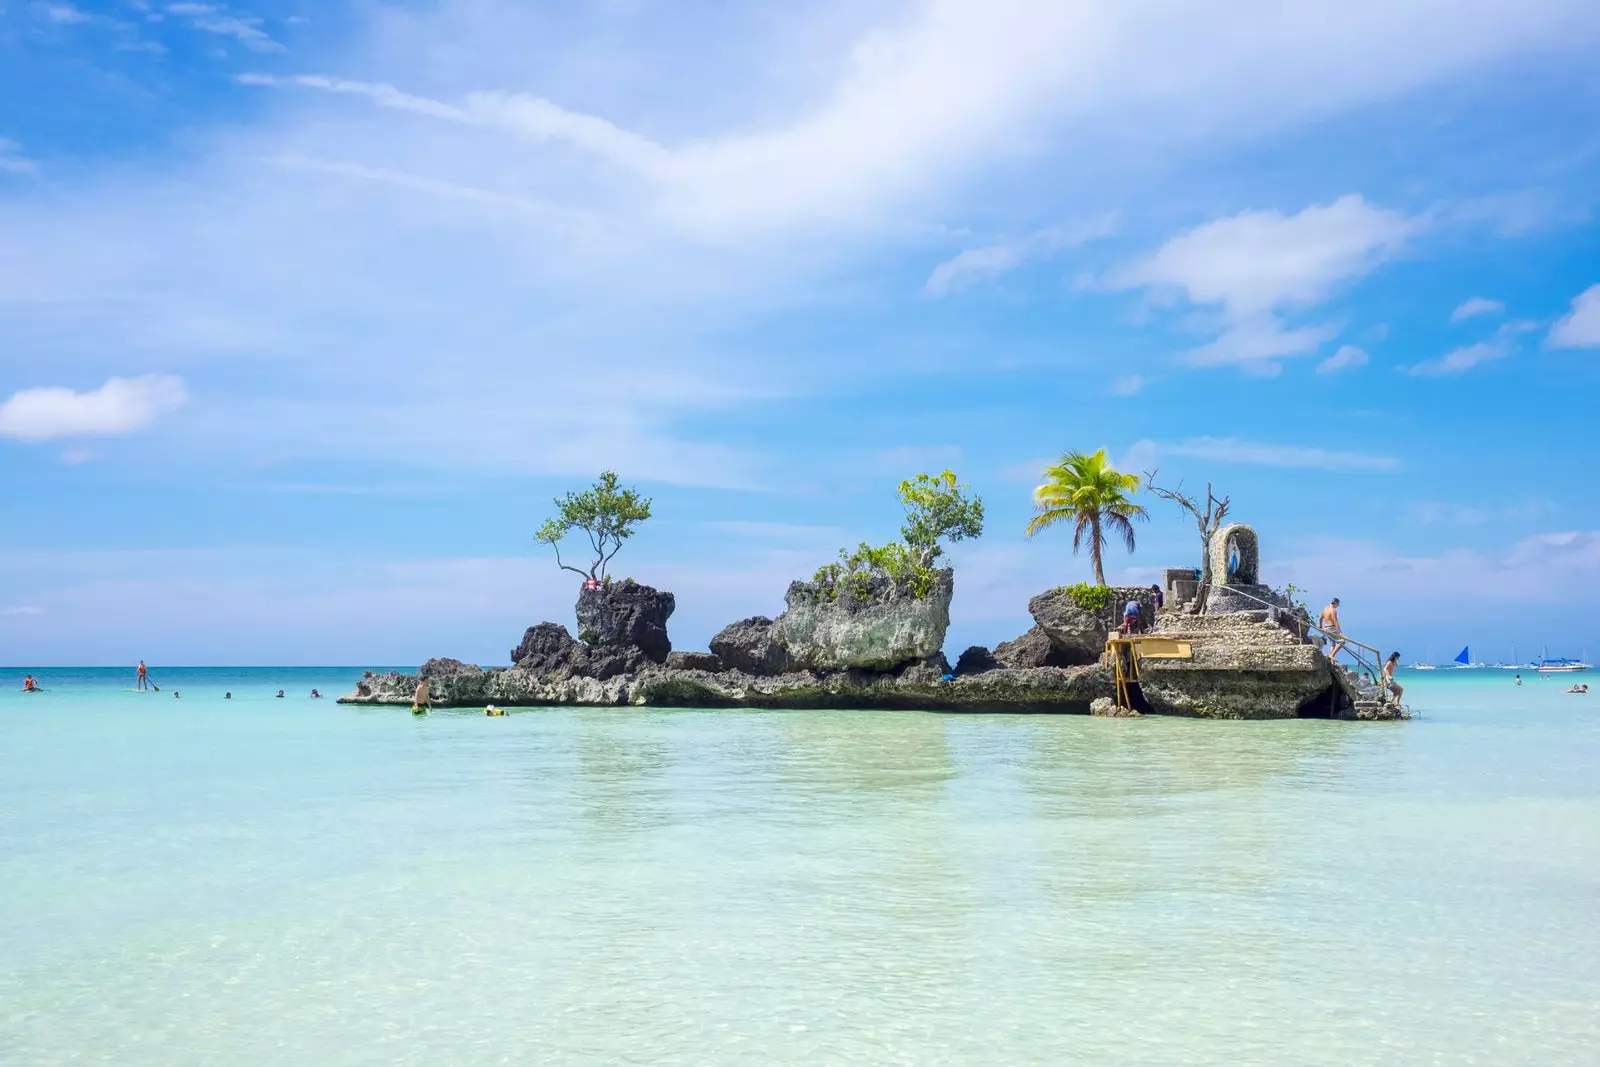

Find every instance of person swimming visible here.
[225,692,232,699]
[173,691,180,699]
[23,674,38,692]
[310,689,322,699]
[1565,684,1589,694]
[276,690,285,698]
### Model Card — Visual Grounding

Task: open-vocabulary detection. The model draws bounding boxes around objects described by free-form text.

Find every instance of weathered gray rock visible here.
[1141,612,1345,719]
[511,622,584,672]
[709,616,792,675]
[770,568,953,672]
[992,625,1071,669]
[1090,696,1139,717]
[667,650,723,672]
[1028,585,1157,664]
[954,645,998,675]
[341,660,1112,713]
[576,580,674,663]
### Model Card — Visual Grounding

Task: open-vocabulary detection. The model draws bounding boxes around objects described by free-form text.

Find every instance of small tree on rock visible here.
[536,471,653,582]
[899,469,985,568]
[815,469,985,600]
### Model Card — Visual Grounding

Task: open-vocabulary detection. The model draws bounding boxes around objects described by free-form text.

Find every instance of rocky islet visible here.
[343,551,1405,719]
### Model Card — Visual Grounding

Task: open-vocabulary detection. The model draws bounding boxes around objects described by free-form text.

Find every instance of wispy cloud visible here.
[1547,283,1600,349]
[0,376,188,442]
[1,605,45,616]
[1110,195,1416,319]
[1316,344,1369,374]
[1109,373,1144,396]
[0,137,37,175]
[923,215,1116,297]
[1405,339,1510,377]
[1184,317,1340,373]
[39,2,91,23]
[1167,436,1398,472]
[1450,296,1503,322]
[168,3,283,53]
[1109,195,1415,375]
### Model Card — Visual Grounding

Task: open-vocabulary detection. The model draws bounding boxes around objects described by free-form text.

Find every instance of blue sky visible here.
[2,0,1599,667]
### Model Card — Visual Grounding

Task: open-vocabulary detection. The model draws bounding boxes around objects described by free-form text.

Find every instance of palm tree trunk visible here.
[1091,513,1106,585]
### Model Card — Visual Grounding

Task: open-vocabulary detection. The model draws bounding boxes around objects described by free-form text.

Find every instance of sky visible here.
[2,0,1599,668]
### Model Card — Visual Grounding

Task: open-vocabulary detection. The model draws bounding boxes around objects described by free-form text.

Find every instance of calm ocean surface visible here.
[1,667,1595,1065]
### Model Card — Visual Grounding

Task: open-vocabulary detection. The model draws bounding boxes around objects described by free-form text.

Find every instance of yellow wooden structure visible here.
[1103,634,1193,710]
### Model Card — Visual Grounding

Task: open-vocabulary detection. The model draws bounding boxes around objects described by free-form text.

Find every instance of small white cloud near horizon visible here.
[1,605,45,616]
[1451,296,1504,322]
[1547,284,1600,349]
[923,216,1117,297]
[0,375,189,442]
[1109,374,1144,396]
[1405,340,1510,377]
[1317,345,1369,375]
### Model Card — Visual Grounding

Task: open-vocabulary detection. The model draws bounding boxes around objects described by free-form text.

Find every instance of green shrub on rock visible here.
[813,470,984,601]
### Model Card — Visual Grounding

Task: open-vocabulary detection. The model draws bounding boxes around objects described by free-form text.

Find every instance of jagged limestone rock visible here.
[770,568,953,672]
[1027,585,1156,664]
[576,580,674,663]
[992,625,1070,669]
[709,616,792,675]
[666,650,723,672]
[1090,696,1139,717]
[954,645,998,675]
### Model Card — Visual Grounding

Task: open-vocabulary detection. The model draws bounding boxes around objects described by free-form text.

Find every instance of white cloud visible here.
[1316,344,1369,374]
[1167,436,1398,472]
[0,376,189,442]
[1109,373,1144,396]
[168,3,284,53]
[1,605,45,616]
[1183,317,1339,371]
[1547,284,1600,349]
[0,137,37,175]
[41,2,91,23]
[923,215,1116,296]
[1111,195,1416,320]
[1405,340,1510,377]
[1450,296,1503,322]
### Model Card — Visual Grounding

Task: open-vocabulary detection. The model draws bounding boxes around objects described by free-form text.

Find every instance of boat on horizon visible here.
[1537,657,1591,673]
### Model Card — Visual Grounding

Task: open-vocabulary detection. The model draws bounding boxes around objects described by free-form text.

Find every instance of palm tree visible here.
[1025,448,1147,585]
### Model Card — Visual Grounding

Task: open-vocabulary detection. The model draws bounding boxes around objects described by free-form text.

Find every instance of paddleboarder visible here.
[136,660,149,691]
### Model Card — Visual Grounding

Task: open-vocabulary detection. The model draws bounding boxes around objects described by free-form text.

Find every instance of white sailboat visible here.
[1412,645,1438,670]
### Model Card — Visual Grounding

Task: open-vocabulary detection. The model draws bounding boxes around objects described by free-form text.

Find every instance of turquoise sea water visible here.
[2,667,1596,1065]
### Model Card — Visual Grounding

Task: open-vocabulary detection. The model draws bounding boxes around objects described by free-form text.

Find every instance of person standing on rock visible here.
[1381,652,1403,705]
[1150,584,1164,611]
[412,678,431,715]
[1320,599,1345,662]
[1121,598,1144,635]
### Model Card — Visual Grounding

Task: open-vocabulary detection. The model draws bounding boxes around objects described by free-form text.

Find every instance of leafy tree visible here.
[899,469,985,568]
[1025,448,1147,586]
[535,471,653,582]
[814,470,985,600]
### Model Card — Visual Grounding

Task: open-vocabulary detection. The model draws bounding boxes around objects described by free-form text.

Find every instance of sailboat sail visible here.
[1454,647,1470,666]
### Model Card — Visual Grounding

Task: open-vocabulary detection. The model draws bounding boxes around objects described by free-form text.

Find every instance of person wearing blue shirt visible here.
[1122,598,1144,634]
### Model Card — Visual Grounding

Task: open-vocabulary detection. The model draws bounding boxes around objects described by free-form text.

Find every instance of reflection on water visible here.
[0,670,1596,1065]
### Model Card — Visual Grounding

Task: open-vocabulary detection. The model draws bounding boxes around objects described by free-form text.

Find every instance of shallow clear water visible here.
[2,667,1596,1065]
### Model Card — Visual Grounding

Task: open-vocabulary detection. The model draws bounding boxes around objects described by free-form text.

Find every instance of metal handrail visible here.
[1185,581,1386,689]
